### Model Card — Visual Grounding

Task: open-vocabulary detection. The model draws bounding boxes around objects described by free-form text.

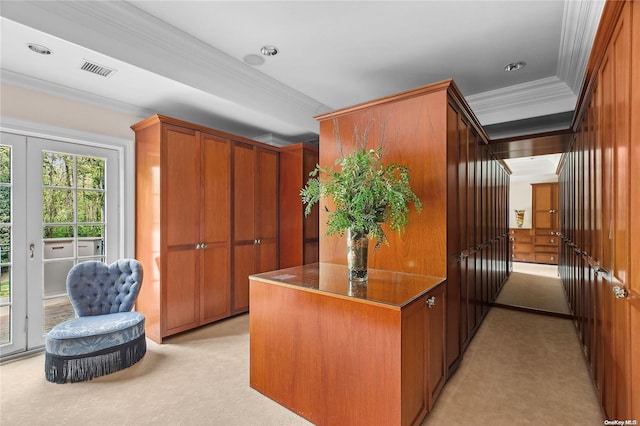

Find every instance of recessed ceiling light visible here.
[260,45,278,56]
[504,61,526,72]
[244,54,265,66]
[27,43,52,55]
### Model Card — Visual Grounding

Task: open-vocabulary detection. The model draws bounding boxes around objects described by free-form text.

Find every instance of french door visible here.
[0,132,120,357]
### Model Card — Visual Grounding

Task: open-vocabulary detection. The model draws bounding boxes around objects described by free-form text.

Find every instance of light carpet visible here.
[1,302,602,425]
[1,314,311,426]
[424,307,602,426]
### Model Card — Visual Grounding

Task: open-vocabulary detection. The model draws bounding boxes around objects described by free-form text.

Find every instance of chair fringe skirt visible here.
[45,333,146,384]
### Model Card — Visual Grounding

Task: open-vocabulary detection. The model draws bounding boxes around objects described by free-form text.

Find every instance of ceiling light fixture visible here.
[27,43,52,55]
[504,61,526,72]
[260,45,279,57]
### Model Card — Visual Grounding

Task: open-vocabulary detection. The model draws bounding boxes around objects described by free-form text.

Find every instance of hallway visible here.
[423,305,603,425]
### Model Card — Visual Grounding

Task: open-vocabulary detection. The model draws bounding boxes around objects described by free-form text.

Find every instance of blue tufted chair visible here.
[45,259,146,383]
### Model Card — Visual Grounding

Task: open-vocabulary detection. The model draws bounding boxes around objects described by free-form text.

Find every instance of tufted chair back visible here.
[66,259,143,317]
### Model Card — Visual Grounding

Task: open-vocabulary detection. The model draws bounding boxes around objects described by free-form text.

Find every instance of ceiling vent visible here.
[80,60,116,77]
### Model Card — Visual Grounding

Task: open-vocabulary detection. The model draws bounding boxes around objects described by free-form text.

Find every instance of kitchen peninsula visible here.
[249,263,446,426]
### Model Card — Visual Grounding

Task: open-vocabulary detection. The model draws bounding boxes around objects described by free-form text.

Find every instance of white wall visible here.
[509,175,558,229]
[1,83,146,257]
[0,83,144,140]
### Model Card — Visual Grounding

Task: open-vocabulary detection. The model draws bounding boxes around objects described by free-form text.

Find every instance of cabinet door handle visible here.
[195,243,201,250]
[29,243,35,259]
[613,286,628,299]
[257,239,261,245]
[549,209,557,213]
[201,243,208,249]
[426,296,436,308]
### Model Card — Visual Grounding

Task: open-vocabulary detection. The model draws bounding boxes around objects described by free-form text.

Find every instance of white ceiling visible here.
[1,0,604,151]
[503,153,562,182]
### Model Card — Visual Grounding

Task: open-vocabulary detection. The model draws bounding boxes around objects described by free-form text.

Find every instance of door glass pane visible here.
[0,146,10,345]
[44,295,75,334]
[42,152,73,187]
[42,188,74,223]
[77,190,104,222]
[41,152,107,334]
[0,304,9,345]
[77,157,105,189]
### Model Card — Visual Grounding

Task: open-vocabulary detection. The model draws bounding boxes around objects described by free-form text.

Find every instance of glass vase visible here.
[347,228,368,282]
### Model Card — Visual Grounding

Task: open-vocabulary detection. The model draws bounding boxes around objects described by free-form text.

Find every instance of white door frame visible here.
[0,119,133,358]
[26,137,120,350]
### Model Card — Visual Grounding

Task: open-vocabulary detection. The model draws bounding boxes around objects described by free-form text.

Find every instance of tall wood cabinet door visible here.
[256,148,278,273]
[233,143,256,242]
[256,148,278,244]
[162,124,200,336]
[201,134,230,245]
[164,248,199,334]
[232,142,256,313]
[426,282,446,410]
[532,183,558,233]
[445,104,461,375]
[201,246,230,322]
[233,244,255,312]
[200,134,231,323]
[163,124,200,247]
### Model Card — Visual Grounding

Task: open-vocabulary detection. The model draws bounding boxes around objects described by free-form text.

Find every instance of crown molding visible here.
[466,77,576,126]
[557,0,605,94]
[468,0,603,126]
[0,1,331,132]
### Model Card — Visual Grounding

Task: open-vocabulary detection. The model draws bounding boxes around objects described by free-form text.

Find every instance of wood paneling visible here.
[132,114,276,342]
[249,265,445,426]
[560,0,638,419]
[315,79,510,390]
[232,144,279,314]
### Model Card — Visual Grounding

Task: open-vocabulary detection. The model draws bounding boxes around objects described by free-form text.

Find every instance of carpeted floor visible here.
[494,262,570,315]
[423,308,602,426]
[1,288,602,425]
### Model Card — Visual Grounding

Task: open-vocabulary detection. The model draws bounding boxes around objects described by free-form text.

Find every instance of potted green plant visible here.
[300,145,422,282]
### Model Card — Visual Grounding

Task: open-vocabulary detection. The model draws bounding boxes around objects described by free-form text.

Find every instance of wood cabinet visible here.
[532,183,559,233]
[509,228,533,262]
[232,143,278,313]
[132,114,278,342]
[249,264,445,426]
[531,183,559,264]
[560,0,639,419]
[278,143,319,268]
[316,80,510,381]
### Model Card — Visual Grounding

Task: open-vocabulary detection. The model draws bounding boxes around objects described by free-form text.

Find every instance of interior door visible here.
[0,132,119,357]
